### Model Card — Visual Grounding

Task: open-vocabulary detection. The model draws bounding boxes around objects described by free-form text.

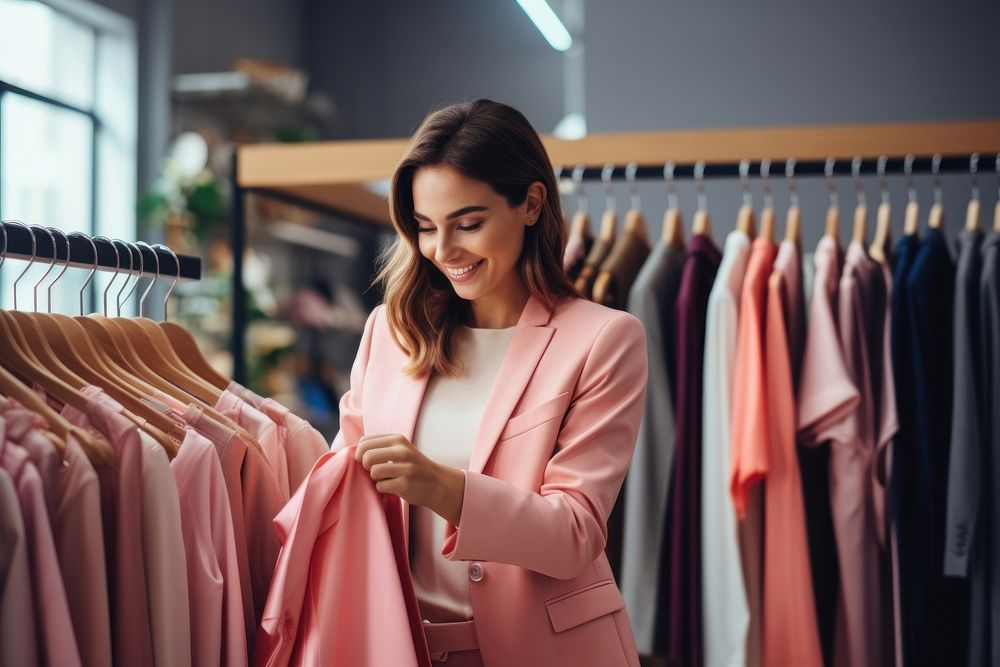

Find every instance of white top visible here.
[701,230,753,667]
[410,324,516,623]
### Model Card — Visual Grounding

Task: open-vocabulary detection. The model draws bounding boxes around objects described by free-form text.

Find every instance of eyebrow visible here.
[413,205,490,222]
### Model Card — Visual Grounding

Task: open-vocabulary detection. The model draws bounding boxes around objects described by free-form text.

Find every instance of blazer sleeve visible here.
[442,312,649,580]
[331,306,381,453]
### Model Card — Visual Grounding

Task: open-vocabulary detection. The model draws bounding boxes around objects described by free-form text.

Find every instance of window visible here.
[0,0,136,314]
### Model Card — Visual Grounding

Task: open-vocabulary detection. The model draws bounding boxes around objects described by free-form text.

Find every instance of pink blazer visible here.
[333,294,647,667]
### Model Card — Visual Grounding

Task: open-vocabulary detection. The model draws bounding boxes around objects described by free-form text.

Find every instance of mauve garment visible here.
[905,228,969,665]
[3,404,111,667]
[217,389,291,500]
[0,435,40,667]
[171,426,248,667]
[662,233,721,665]
[0,422,81,666]
[225,382,329,494]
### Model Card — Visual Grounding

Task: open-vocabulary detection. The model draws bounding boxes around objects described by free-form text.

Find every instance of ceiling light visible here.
[515,0,573,52]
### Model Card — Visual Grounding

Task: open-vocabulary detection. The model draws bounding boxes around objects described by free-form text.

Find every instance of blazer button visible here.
[469,562,485,582]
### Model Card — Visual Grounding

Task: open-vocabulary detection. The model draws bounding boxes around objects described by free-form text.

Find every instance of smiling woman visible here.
[336,99,649,667]
[378,99,578,379]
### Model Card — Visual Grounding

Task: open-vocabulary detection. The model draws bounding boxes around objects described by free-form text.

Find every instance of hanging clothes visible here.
[830,240,897,667]
[943,229,986,665]
[763,239,824,667]
[256,447,432,667]
[621,240,686,656]
[663,234,721,665]
[0,409,81,667]
[904,228,969,665]
[797,236,859,664]
[700,230,751,667]
[171,426,248,667]
[0,462,38,667]
[974,231,1000,666]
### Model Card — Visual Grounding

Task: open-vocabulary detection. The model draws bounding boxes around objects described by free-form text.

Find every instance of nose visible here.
[434,230,460,265]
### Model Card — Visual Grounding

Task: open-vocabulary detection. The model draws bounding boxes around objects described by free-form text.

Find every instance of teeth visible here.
[446,260,481,276]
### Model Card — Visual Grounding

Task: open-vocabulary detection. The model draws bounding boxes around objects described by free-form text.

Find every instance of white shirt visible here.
[410,324,516,623]
[701,230,752,667]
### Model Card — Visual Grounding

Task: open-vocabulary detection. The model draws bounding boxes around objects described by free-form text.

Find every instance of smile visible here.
[444,259,484,282]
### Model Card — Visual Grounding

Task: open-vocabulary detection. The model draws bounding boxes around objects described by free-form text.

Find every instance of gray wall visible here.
[302,0,565,139]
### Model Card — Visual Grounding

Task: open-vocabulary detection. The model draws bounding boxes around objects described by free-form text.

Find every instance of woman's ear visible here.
[524,181,546,226]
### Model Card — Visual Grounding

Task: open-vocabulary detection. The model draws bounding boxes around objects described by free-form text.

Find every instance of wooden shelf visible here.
[236,118,1000,225]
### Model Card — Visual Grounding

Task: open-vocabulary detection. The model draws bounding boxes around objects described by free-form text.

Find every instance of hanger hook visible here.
[119,241,145,313]
[3,220,32,310]
[739,159,752,208]
[932,154,943,206]
[45,227,72,314]
[93,235,120,316]
[28,225,57,312]
[68,232,98,316]
[571,164,587,214]
[904,154,917,205]
[877,156,890,206]
[970,153,980,201]
[785,158,799,209]
[663,162,678,211]
[825,157,838,209]
[154,243,181,321]
[601,163,616,213]
[111,240,135,317]
[625,162,641,211]
[137,241,160,316]
[760,158,773,210]
[851,156,866,208]
[695,160,707,212]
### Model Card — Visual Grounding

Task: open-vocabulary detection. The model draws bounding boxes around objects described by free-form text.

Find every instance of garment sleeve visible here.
[331,306,381,453]
[441,313,648,580]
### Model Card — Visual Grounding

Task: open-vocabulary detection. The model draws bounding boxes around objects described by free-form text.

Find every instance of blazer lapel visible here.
[468,295,555,474]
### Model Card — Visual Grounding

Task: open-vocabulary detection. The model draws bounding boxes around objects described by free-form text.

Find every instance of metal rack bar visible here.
[0,221,202,280]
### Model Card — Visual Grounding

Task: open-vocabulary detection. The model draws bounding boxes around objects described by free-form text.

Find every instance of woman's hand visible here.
[355,434,466,526]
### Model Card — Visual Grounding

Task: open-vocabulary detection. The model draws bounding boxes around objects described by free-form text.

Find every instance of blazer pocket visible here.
[545,580,625,633]
[499,391,571,441]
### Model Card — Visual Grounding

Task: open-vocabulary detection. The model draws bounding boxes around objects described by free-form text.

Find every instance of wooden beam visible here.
[237,119,1000,213]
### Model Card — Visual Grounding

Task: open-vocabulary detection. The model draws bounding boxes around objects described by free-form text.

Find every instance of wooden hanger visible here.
[868,157,891,263]
[692,160,713,238]
[784,159,801,244]
[928,154,945,230]
[903,156,920,236]
[995,154,1000,232]
[661,163,686,248]
[593,165,652,306]
[736,159,756,237]
[850,157,868,245]
[824,157,841,242]
[965,154,981,231]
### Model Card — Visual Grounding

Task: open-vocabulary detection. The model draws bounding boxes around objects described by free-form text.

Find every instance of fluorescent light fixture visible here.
[515,0,573,51]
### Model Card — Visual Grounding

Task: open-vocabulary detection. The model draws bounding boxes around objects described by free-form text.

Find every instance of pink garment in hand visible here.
[256,447,431,667]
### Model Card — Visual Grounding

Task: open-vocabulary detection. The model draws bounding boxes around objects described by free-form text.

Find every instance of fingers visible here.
[370,461,409,481]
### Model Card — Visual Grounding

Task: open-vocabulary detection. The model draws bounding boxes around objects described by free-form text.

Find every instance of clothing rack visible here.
[0,221,202,280]
[229,118,1000,383]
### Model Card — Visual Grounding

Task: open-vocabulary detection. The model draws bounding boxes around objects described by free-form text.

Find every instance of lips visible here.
[444,259,484,283]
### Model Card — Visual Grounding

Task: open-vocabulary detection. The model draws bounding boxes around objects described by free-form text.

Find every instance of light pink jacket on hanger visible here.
[332,294,647,667]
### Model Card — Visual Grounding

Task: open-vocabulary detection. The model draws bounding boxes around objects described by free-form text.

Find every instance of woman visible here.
[334,99,648,667]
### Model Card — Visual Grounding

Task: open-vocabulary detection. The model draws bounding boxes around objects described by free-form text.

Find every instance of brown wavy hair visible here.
[376,99,577,378]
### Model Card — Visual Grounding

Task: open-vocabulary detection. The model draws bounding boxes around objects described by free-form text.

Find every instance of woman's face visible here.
[412,164,543,310]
